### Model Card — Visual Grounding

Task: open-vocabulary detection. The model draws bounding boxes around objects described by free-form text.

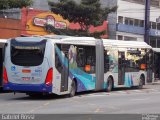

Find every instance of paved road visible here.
[0,83,160,114]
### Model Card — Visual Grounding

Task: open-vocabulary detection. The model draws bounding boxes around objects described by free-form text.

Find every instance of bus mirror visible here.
[85,65,91,72]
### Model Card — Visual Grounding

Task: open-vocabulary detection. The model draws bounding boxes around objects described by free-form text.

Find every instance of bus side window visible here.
[77,47,85,67]
[104,50,109,73]
[77,46,96,74]
[55,52,62,73]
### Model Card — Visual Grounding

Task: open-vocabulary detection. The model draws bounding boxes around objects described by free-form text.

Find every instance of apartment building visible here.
[107,0,160,47]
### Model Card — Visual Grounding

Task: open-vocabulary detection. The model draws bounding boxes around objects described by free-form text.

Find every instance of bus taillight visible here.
[3,67,8,84]
[45,68,53,86]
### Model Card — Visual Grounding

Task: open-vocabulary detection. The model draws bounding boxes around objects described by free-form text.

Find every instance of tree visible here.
[48,0,117,38]
[0,0,33,10]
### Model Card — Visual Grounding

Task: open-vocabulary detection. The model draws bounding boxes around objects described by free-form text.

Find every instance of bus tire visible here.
[106,77,113,92]
[69,80,76,97]
[138,75,144,89]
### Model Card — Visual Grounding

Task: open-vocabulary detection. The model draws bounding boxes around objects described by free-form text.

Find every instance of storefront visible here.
[21,8,108,38]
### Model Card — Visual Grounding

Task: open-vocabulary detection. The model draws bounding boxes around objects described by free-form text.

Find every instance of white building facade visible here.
[109,0,160,48]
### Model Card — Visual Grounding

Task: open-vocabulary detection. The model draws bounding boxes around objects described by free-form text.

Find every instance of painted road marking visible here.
[130,98,150,101]
[43,102,50,106]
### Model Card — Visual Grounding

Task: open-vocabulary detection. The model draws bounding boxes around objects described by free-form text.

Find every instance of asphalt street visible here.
[0,83,160,114]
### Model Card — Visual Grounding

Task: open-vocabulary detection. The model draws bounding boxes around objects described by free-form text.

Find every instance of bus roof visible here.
[0,39,7,43]
[152,48,160,53]
[102,39,152,49]
[11,36,96,46]
[11,36,152,49]
[50,36,96,46]
[12,37,44,42]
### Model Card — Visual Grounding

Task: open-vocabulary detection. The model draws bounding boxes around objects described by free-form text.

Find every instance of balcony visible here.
[150,29,160,37]
[117,23,144,35]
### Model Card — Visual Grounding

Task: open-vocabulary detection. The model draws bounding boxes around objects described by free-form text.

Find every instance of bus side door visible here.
[118,51,125,85]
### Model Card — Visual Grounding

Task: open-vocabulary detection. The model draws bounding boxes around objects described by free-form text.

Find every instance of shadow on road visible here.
[1,84,155,101]
[7,94,68,101]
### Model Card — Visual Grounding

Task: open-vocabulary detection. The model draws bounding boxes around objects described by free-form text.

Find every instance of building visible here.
[0,8,21,39]
[107,0,160,48]
[32,0,160,47]
[1,0,160,45]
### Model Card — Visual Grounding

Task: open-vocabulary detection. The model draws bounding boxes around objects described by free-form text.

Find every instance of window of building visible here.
[150,0,160,7]
[129,18,134,26]
[124,36,137,41]
[118,16,123,24]
[157,38,160,48]
[118,35,123,40]
[149,36,157,47]
[152,22,157,29]
[125,17,129,25]
[134,19,139,26]
[157,23,160,30]
[140,20,144,27]
[149,22,152,29]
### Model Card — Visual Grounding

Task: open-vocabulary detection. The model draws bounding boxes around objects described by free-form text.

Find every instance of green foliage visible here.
[48,0,117,38]
[45,24,106,38]
[0,0,33,10]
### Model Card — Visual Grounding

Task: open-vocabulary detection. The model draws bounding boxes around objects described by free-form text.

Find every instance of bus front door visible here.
[147,51,153,83]
[60,50,69,92]
[118,52,125,85]
[55,44,69,92]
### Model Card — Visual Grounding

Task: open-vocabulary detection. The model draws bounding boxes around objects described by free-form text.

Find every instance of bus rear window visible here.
[11,39,46,66]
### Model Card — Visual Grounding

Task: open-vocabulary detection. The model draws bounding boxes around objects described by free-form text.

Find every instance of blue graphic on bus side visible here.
[11,66,16,71]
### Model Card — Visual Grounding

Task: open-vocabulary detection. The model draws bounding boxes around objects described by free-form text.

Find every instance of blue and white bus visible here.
[3,36,152,97]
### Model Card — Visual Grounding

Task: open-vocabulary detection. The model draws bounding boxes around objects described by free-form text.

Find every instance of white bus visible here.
[3,36,152,96]
[102,39,152,91]
[0,39,7,90]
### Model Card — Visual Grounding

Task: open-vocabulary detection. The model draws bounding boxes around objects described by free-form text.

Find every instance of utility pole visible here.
[144,0,150,44]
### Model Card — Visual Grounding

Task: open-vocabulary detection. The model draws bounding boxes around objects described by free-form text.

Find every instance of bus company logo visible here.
[11,66,16,71]
[33,15,67,29]
[35,69,42,73]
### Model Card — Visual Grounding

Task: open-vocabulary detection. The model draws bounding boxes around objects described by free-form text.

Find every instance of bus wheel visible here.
[106,77,113,92]
[138,75,144,89]
[69,80,76,97]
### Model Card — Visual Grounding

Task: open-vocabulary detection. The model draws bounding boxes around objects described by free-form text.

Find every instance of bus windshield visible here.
[11,39,46,66]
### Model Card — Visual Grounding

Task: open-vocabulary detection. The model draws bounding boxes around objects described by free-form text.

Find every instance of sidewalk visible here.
[144,80,160,90]
[151,79,160,85]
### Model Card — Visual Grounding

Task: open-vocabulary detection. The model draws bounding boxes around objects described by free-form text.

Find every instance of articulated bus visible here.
[3,36,152,97]
[0,39,7,90]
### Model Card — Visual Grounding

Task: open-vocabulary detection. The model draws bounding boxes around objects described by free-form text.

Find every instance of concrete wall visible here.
[150,6,160,22]
[31,0,58,11]
[100,0,117,39]
[117,0,145,20]
[0,9,21,19]
[0,18,21,39]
